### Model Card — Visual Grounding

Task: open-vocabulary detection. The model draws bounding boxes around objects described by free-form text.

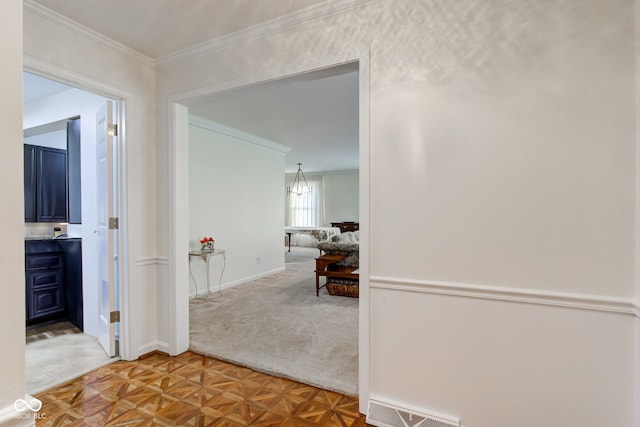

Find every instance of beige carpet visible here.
[189,247,359,396]
[26,327,116,394]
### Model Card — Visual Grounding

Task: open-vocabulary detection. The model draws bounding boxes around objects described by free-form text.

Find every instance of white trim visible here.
[24,56,129,100]
[287,169,360,177]
[138,341,169,356]
[370,276,637,315]
[189,266,286,298]
[189,115,291,154]
[156,0,379,68]
[357,49,371,416]
[23,0,153,66]
[23,57,131,361]
[135,257,169,267]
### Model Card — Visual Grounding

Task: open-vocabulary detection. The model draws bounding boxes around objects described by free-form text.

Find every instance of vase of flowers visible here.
[200,236,214,252]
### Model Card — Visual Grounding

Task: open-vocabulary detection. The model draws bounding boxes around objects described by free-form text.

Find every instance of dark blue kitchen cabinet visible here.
[24,145,36,222]
[57,238,83,330]
[67,118,82,224]
[24,144,68,223]
[25,245,65,323]
[25,238,83,329]
[37,146,68,222]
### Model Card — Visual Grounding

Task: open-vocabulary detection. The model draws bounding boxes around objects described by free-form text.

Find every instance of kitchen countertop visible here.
[25,237,81,253]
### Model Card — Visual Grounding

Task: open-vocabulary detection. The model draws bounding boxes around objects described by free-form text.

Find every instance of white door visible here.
[96,101,117,357]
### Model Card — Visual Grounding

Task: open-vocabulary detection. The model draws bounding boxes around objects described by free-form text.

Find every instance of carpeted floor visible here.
[189,246,359,396]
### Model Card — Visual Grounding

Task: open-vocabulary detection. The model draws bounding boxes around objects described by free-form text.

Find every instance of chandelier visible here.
[287,163,311,196]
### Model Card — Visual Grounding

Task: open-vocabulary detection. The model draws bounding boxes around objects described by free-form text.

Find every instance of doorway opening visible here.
[22,71,124,394]
[169,53,370,407]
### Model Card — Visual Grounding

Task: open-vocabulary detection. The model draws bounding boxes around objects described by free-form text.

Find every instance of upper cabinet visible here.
[24,145,67,222]
[24,117,81,223]
[24,145,37,222]
[67,118,82,224]
[37,146,68,222]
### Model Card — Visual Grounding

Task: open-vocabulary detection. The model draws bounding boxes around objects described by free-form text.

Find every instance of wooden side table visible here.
[314,253,359,296]
[331,222,359,233]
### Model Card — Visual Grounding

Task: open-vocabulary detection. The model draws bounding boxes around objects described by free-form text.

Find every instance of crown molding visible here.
[286,169,359,177]
[370,276,638,316]
[189,115,291,154]
[155,0,380,69]
[23,0,154,66]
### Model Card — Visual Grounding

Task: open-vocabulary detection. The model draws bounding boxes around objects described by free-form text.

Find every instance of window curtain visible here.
[285,174,324,227]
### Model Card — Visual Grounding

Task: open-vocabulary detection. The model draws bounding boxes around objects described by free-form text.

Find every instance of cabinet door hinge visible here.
[109,217,119,229]
[110,311,120,323]
[108,124,118,136]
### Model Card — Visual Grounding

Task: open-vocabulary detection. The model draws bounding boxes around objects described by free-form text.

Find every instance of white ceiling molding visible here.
[23,0,154,66]
[155,0,380,69]
[189,115,292,154]
[286,169,359,177]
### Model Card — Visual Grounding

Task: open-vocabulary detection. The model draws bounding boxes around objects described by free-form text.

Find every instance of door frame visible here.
[24,56,130,360]
[167,48,371,412]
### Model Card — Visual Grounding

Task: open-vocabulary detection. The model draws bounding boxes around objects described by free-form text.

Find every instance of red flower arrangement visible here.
[200,236,214,251]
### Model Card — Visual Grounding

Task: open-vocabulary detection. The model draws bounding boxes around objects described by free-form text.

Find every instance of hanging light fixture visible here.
[287,163,311,196]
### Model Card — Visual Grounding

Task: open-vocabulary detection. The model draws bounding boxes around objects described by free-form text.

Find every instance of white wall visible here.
[156,0,639,425]
[0,0,31,425]
[322,171,358,225]
[188,119,285,296]
[24,129,66,150]
[24,4,157,360]
[23,88,107,338]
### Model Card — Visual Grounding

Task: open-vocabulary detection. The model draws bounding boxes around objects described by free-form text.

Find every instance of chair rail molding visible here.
[370,276,637,316]
[135,257,169,268]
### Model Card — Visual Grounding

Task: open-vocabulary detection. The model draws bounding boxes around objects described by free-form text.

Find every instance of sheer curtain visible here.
[285,175,324,227]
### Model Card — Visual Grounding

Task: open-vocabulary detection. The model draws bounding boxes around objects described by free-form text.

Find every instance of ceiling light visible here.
[287,163,310,196]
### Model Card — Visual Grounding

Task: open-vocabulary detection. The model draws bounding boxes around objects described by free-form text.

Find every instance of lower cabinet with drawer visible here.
[26,251,65,323]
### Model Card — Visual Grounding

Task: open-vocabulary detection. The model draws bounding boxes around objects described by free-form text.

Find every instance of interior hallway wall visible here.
[156,0,638,425]
[188,119,286,295]
[23,4,158,360]
[322,171,359,226]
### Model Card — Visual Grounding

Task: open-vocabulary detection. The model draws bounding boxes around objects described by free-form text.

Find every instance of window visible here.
[286,175,324,227]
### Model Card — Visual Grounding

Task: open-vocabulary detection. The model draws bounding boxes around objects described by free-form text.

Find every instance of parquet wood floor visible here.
[35,351,371,426]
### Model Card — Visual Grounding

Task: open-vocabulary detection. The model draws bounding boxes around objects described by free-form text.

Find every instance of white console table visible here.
[188,248,226,299]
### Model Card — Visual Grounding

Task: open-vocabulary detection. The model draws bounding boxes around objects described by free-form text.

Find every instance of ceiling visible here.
[26,0,359,174]
[33,0,326,59]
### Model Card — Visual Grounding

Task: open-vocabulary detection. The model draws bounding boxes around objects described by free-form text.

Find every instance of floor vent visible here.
[367,398,459,427]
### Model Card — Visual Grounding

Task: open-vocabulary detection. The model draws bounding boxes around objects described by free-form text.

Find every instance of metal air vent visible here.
[367,398,459,427]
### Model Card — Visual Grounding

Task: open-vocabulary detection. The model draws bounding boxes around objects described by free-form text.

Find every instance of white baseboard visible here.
[155,341,170,354]
[137,341,170,357]
[189,266,286,298]
[0,394,43,426]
